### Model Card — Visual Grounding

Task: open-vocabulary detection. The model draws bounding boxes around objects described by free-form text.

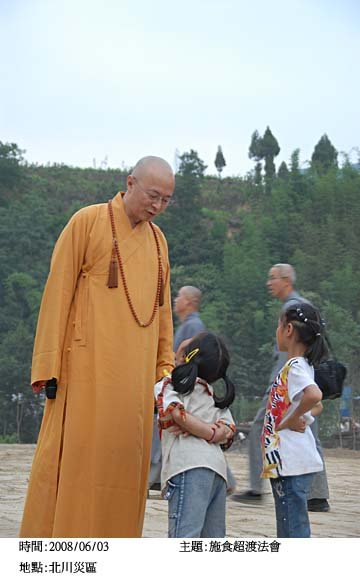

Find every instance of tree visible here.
[178,149,207,178]
[0,141,25,193]
[311,134,338,173]
[214,146,226,176]
[156,150,208,266]
[287,148,308,204]
[248,130,263,185]
[278,161,289,180]
[261,126,280,192]
[1,147,360,439]
[248,127,280,191]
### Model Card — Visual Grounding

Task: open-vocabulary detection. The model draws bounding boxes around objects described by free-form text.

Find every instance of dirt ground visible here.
[0,444,359,538]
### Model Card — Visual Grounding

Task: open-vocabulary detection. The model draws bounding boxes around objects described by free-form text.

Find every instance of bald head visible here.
[174,286,202,320]
[123,155,175,227]
[181,286,202,309]
[132,156,174,185]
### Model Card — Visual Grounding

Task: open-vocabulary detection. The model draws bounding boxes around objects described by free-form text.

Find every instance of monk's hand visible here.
[32,380,47,394]
[279,414,306,433]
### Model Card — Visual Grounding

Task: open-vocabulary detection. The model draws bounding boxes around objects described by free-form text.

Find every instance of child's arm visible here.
[171,407,229,444]
[278,384,322,432]
[311,401,323,417]
[214,407,237,448]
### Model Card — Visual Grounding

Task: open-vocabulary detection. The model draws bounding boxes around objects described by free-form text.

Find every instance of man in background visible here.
[173,286,206,351]
[148,285,205,490]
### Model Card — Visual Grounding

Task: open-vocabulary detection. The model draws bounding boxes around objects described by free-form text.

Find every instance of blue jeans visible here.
[270,473,314,538]
[164,467,226,538]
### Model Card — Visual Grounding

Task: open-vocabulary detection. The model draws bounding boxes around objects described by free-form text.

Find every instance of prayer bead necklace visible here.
[107,199,164,327]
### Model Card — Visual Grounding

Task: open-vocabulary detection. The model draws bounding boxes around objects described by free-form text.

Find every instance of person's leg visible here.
[201,473,227,538]
[226,464,237,494]
[148,414,162,489]
[165,468,215,538]
[308,419,330,510]
[270,474,314,538]
[248,394,268,494]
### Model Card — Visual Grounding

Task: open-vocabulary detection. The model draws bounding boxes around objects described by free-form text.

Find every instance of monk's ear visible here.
[127,175,134,191]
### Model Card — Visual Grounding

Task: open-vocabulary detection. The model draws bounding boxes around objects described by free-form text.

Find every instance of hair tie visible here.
[296,307,308,324]
[185,348,200,363]
[316,332,321,336]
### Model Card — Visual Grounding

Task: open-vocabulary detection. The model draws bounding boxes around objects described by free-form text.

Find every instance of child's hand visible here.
[216,421,234,440]
[209,423,230,444]
[279,414,306,433]
[168,423,189,437]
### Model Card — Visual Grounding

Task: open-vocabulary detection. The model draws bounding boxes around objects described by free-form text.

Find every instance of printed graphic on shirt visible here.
[261,360,295,478]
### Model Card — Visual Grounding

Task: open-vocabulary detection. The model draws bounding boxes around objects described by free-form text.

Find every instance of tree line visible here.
[0,131,359,443]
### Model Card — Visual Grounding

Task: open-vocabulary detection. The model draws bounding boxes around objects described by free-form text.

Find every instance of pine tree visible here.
[311,134,338,173]
[262,126,280,192]
[248,130,263,185]
[214,145,226,176]
[278,161,289,180]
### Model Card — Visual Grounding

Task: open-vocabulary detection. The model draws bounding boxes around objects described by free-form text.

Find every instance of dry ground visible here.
[0,444,359,538]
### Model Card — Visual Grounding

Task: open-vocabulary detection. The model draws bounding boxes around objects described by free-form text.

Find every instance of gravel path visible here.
[1,444,359,538]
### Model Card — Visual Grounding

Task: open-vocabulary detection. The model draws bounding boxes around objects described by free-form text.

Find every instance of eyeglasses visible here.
[267,275,289,281]
[132,176,174,206]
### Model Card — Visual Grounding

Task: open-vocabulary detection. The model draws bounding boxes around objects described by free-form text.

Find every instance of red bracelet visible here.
[207,427,216,443]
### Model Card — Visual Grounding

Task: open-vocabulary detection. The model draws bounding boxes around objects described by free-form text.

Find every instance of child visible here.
[261,302,327,538]
[154,332,236,538]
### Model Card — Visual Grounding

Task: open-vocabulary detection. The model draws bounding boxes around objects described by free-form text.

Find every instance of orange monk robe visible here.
[20,192,174,538]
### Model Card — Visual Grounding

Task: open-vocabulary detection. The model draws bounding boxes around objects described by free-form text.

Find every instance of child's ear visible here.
[286,322,295,337]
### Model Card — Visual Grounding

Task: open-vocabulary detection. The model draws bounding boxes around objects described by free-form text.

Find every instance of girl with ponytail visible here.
[154,332,236,538]
[261,301,328,538]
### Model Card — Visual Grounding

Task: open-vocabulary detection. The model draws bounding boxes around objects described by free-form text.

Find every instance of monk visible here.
[20,156,175,537]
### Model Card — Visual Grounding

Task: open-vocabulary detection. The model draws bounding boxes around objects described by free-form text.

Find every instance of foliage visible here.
[0,140,360,442]
[0,141,25,195]
[178,149,207,178]
[248,130,263,186]
[262,126,280,190]
[311,134,338,174]
[214,146,226,175]
[278,161,289,180]
[248,127,280,192]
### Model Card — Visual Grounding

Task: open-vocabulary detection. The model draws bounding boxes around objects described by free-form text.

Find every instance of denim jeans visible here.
[270,473,314,538]
[164,467,226,538]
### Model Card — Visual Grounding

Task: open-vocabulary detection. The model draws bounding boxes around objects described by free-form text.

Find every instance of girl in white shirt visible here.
[261,301,328,537]
[155,332,236,538]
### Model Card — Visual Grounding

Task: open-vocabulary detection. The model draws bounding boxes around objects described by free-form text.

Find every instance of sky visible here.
[1,0,359,177]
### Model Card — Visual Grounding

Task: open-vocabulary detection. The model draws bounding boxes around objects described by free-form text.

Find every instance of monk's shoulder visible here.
[70,202,105,223]
[66,203,110,238]
[151,222,168,246]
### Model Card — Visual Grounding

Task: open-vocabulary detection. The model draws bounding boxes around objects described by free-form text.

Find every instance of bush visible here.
[0,433,17,443]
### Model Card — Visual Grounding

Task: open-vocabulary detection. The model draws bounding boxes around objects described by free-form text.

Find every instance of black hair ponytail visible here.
[282,302,328,366]
[171,360,199,395]
[213,375,235,409]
